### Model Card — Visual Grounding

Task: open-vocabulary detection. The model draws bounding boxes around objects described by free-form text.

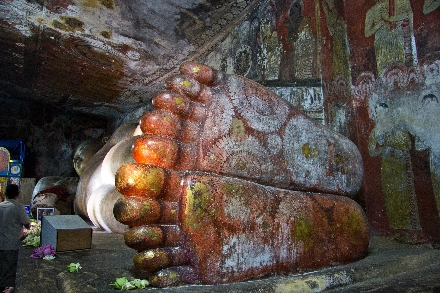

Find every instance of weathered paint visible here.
[113,61,369,287]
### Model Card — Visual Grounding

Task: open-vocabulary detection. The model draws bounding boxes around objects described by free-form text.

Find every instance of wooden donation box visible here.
[41,215,92,252]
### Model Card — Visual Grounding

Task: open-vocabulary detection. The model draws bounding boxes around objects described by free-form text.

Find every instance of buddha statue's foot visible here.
[113,62,368,287]
[114,164,369,287]
[135,62,363,196]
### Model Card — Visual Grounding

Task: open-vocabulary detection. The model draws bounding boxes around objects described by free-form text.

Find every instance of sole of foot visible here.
[113,61,369,287]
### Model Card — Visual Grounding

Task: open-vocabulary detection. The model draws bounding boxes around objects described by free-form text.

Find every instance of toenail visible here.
[115,164,166,199]
[132,136,179,169]
[113,197,161,225]
[150,268,181,287]
[124,226,164,250]
[140,111,181,138]
[134,248,171,272]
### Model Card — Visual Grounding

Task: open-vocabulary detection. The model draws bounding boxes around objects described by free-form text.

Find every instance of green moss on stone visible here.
[262,221,270,230]
[302,143,319,159]
[342,210,364,244]
[82,0,99,8]
[292,215,315,250]
[141,201,152,214]
[174,97,184,105]
[52,17,84,32]
[144,167,165,193]
[100,30,112,38]
[184,182,216,230]
[99,0,114,9]
[146,228,160,241]
[230,118,246,140]
[51,20,67,31]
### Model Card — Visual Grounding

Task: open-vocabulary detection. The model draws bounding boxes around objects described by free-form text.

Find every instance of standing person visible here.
[0,184,30,293]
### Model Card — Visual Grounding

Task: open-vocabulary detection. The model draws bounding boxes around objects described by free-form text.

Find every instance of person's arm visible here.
[365,4,386,37]
[381,7,411,23]
[423,0,440,14]
[368,129,386,157]
[19,205,31,229]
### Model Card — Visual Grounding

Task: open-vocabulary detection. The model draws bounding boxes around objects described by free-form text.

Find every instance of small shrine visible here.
[0,140,25,195]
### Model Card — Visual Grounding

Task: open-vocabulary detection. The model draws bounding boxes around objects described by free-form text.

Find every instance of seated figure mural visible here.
[112,62,370,287]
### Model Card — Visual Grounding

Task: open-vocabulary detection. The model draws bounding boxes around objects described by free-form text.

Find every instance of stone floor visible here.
[15,229,440,293]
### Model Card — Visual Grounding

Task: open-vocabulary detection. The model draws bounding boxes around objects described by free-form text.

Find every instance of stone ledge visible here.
[16,231,440,293]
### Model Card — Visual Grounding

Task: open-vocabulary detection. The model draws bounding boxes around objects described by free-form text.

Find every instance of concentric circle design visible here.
[228,76,289,133]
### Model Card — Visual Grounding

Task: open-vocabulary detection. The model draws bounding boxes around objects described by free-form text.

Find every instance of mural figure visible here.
[112,61,369,287]
[423,0,440,14]
[410,93,440,218]
[257,12,281,80]
[322,0,351,83]
[368,99,420,230]
[279,0,316,80]
[365,0,418,76]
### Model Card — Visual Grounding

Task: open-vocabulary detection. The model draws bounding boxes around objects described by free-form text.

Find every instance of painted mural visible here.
[352,1,440,243]
[204,0,325,125]
[364,0,418,76]
[352,61,440,242]
[322,0,351,84]
[202,0,440,245]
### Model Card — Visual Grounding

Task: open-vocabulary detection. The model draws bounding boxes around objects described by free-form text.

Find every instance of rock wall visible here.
[0,97,108,179]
